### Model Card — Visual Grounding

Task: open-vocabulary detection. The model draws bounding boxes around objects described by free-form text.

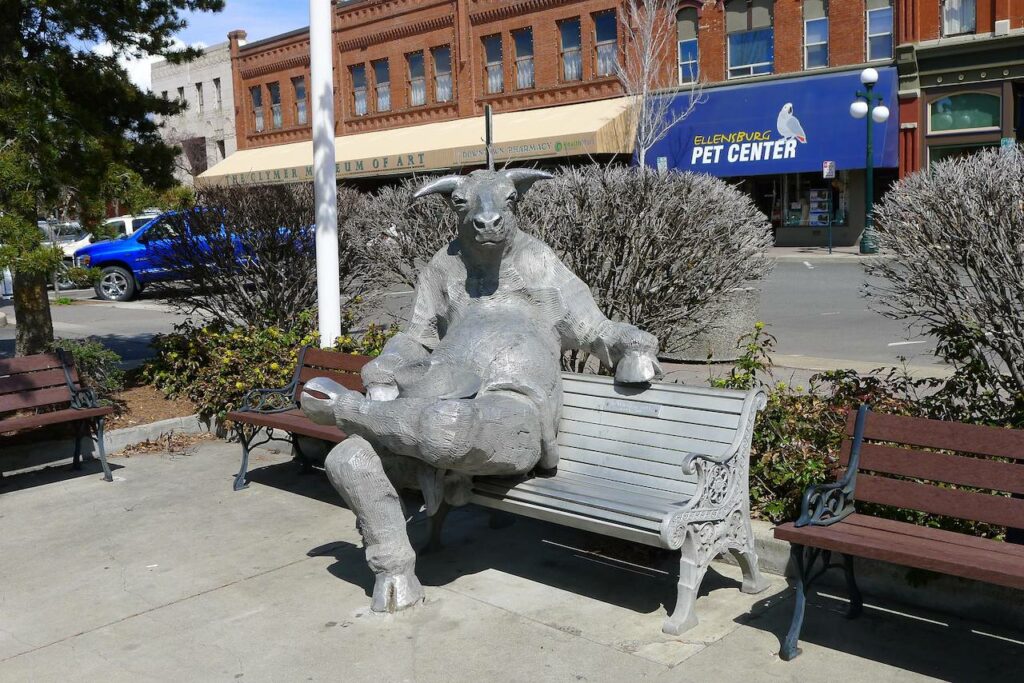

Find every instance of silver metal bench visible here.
[436,372,769,635]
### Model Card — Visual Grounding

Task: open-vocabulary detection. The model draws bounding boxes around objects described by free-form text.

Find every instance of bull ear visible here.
[412,175,464,202]
[503,168,554,197]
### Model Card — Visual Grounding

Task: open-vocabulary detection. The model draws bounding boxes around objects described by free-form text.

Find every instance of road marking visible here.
[821,311,841,316]
[803,261,814,270]
[887,340,927,347]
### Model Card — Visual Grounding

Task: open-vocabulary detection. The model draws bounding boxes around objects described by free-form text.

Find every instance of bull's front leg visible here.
[593,321,663,384]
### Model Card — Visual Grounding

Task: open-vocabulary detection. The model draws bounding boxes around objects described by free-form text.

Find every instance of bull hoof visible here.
[371,569,425,613]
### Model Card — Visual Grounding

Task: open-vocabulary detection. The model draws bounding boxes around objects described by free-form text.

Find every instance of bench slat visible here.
[295,367,365,399]
[843,514,1024,560]
[511,471,688,510]
[470,495,663,547]
[559,418,731,458]
[853,474,1024,530]
[557,459,696,496]
[0,368,70,396]
[559,442,688,480]
[302,349,371,374]
[860,412,1024,461]
[774,521,1024,589]
[0,353,65,376]
[561,391,742,430]
[547,469,693,505]
[0,386,72,413]
[562,375,747,414]
[561,403,737,446]
[842,442,1024,495]
[473,481,665,530]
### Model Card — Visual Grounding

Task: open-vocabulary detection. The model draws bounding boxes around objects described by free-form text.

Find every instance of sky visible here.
[102,1,309,92]
[175,0,310,47]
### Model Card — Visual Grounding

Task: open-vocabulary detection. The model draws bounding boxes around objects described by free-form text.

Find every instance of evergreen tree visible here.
[0,1,223,354]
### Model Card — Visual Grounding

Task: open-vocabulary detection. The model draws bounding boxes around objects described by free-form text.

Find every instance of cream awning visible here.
[197,97,634,187]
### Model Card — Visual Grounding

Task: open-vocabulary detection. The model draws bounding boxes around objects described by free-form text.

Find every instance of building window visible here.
[352,64,367,116]
[161,90,168,100]
[373,60,390,113]
[292,76,307,125]
[433,46,452,103]
[177,86,185,104]
[928,92,1001,133]
[677,8,699,84]
[249,86,264,132]
[804,0,828,70]
[866,0,893,61]
[267,81,282,129]
[726,0,774,79]
[594,11,618,77]
[942,0,976,36]
[195,82,204,114]
[213,78,222,110]
[407,51,426,106]
[513,28,534,90]
[216,139,226,162]
[559,18,582,82]
[483,35,503,94]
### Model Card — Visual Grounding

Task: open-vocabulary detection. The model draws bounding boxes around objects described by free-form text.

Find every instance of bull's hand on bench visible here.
[239,386,296,414]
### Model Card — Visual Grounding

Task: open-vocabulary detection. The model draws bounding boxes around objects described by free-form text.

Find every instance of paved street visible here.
[0,253,945,374]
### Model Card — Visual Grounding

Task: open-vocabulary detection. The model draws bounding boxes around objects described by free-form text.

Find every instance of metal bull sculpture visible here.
[302,168,663,612]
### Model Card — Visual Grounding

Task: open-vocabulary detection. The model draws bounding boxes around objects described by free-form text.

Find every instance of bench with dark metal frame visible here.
[1,351,114,482]
[774,405,1024,661]
[226,346,370,491]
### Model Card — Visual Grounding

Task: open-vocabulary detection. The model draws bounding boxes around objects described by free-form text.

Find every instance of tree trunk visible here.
[12,269,54,356]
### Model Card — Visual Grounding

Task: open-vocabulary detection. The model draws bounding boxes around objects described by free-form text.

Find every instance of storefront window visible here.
[929,143,998,165]
[928,93,1000,133]
[781,172,849,227]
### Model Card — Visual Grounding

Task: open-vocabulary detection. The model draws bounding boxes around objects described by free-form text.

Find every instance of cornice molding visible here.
[240,54,310,80]
[469,0,580,25]
[338,15,454,51]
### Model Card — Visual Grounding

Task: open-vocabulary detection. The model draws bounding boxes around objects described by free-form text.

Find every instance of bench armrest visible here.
[70,387,100,409]
[794,404,869,528]
[238,386,298,414]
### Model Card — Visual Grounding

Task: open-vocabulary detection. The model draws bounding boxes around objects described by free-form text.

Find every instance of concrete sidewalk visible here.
[1,443,1020,682]
[771,246,892,261]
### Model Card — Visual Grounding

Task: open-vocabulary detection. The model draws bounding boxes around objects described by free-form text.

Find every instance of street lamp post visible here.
[849,68,890,255]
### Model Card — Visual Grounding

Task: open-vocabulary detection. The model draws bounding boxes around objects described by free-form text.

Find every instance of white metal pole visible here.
[310,0,341,348]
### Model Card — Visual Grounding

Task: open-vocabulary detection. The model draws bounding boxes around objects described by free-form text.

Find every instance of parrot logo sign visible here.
[777,103,808,143]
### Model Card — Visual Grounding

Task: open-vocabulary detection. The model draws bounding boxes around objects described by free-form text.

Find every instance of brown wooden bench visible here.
[1,351,114,482]
[227,346,370,491]
[774,404,1024,660]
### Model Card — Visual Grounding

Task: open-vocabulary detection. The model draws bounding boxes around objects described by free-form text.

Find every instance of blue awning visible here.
[645,67,900,177]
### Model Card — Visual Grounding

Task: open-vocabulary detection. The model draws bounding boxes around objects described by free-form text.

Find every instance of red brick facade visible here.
[230,0,911,153]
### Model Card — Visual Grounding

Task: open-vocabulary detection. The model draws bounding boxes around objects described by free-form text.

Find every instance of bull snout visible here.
[472,212,504,242]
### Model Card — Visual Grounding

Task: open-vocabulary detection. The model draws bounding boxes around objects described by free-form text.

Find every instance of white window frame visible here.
[926,91,1002,135]
[727,28,774,80]
[804,17,828,70]
[678,38,698,84]
[866,6,893,62]
[942,0,977,37]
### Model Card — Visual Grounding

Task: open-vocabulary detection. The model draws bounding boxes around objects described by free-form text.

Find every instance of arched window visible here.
[677,7,699,84]
[928,92,1001,134]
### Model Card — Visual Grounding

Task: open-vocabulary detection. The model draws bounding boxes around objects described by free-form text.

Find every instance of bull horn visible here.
[412,175,464,201]
[503,168,554,196]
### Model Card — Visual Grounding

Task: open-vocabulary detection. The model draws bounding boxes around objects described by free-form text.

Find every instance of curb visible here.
[722,520,1024,632]
[1,414,209,473]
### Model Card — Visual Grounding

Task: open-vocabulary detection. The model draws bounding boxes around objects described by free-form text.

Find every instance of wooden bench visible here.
[1,351,114,482]
[773,405,1024,661]
[432,373,771,635]
[227,347,370,491]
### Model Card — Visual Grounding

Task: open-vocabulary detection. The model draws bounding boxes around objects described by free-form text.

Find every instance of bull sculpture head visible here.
[413,168,552,262]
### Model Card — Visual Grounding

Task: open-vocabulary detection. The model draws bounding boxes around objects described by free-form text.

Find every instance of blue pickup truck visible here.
[74,212,181,301]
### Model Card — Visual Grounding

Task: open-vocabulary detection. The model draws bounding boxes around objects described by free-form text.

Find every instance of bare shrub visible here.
[353,175,455,289]
[519,165,773,363]
[147,183,373,329]
[867,147,1024,418]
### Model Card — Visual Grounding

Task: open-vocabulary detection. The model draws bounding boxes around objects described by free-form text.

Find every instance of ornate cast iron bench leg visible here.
[233,423,255,491]
[663,531,706,635]
[781,544,862,660]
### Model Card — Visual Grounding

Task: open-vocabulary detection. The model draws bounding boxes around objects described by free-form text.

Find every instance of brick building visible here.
[198,0,1023,246]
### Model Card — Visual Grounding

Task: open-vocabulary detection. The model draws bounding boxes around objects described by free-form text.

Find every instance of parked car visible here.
[74,212,181,301]
[101,212,160,240]
[39,221,91,259]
